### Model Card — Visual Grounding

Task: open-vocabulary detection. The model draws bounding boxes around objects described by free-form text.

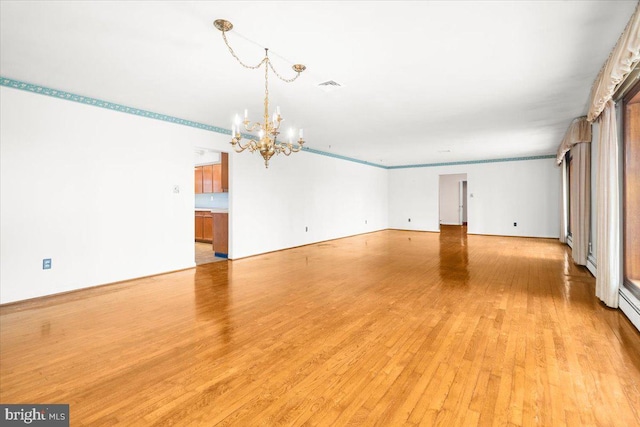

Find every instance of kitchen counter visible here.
[195,208,228,213]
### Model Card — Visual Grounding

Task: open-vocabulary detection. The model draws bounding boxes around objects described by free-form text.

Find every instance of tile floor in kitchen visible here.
[195,242,226,265]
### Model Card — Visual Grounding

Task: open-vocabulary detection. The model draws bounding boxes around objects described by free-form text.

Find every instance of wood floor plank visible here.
[1,228,640,426]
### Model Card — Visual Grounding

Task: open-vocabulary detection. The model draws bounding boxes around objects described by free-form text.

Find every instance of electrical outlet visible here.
[42,258,52,270]
[365,220,367,224]
[305,226,308,232]
[408,218,411,222]
[173,185,180,194]
[513,222,517,227]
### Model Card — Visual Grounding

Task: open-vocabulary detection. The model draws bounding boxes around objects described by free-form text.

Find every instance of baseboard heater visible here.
[619,286,640,333]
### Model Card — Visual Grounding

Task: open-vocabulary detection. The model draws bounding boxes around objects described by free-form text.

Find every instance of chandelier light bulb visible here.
[299,129,304,139]
[244,109,248,119]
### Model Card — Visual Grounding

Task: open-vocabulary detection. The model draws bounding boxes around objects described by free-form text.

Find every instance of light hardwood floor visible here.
[1,228,639,426]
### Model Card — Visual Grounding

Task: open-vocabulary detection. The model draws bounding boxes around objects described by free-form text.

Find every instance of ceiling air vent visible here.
[319,80,341,87]
[318,80,343,93]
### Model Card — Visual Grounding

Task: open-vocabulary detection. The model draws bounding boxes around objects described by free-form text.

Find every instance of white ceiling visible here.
[1,1,637,166]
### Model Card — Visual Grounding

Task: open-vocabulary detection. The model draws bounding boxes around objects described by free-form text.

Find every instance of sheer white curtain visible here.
[587,3,638,306]
[569,143,590,265]
[556,117,591,247]
[559,157,568,244]
[595,100,621,308]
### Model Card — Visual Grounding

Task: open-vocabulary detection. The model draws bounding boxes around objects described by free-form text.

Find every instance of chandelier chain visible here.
[222,31,266,69]
[268,61,301,83]
[222,30,301,82]
[264,56,270,120]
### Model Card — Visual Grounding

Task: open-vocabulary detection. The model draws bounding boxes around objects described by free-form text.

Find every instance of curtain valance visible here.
[556,116,591,165]
[587,2,640,122]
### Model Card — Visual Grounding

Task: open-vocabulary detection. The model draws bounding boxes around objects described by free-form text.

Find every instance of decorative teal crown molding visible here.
[1,76,556,170]
[387,155,556,169]
[0,77,231,135]
[301,147,387,169]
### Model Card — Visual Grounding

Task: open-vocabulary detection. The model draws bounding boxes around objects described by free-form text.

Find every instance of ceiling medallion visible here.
[214,19,306,168]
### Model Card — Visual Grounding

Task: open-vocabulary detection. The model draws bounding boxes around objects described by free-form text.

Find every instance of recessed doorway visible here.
[439,173,468,229]
[194,148,229,265]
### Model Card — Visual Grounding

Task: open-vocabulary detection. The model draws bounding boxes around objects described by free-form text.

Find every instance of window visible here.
[566,151,572,240]
[623,82,640,297]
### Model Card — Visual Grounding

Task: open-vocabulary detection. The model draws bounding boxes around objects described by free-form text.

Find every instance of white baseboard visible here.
[586,254,596,277]
[619,287,640,333]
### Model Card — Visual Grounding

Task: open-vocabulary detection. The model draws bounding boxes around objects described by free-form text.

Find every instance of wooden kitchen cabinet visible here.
[221,152,229,192]
[195,161,225,194]
[213,213,228,257]
[195,211,213,243]
[203,214,213,241]
[212,164,222,193]
[202,165,214,193]
[195,215,204,240]
[194,167,203,194]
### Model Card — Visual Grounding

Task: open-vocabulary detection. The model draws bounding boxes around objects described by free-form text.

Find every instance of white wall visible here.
[194,149,221,166]
[388,159,560,238]
[231,150,388,258]
[0,88,203,303]
[0,87,388,303]
[438,173,467,225]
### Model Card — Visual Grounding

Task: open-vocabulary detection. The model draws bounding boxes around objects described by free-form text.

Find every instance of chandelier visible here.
[214,19,306,168]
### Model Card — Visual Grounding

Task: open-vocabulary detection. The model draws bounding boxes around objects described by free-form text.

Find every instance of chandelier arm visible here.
[232,143,246,153]
[280,142,291,156]
[267,61,301,83]
[231,144,248,153]
[243,122,263,132]
[276,141,302,155]
[289,143,302,155]
[232,138,256,153]
[222,31,268,70]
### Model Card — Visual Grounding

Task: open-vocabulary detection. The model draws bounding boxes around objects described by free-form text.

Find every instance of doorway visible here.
[194,148,229,265]
[460,180,468,225]
[439,173,468,228]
